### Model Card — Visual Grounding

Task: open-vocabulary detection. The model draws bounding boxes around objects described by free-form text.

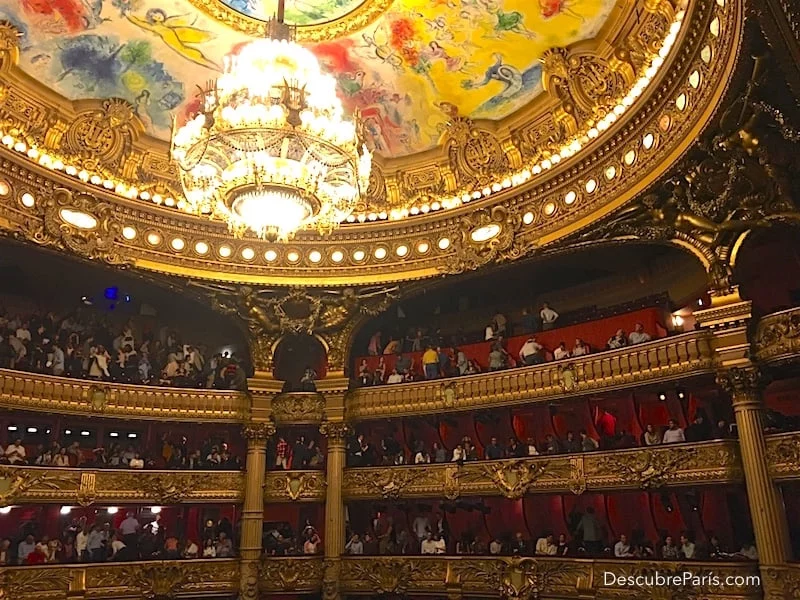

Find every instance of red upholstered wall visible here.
[356,307,668,378]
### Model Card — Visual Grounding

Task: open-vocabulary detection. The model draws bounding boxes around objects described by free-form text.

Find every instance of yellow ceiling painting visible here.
[1,0,617,158]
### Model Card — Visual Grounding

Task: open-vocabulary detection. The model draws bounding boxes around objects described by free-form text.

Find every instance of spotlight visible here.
[128,433,138,439]
[80,431,90,436]
[109,432,119,438]
[658,392,667,402]
[26,427,37,433]
[0,506,11,514]
[676,389,686,400]
[698,299,704,306]
[7,425,17,431]
[107,507,119,515]
[64,429,72,435]
[150,506,162,514]
[60,506,72,515]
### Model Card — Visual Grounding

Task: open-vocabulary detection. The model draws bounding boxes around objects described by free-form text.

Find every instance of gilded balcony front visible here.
[258,557,325,593]
[0,558,239,600]
[342,440,743,500]
[0,368,248,421]
[338,556,762,599]
[264,470,327,502]
[753,306,800,364]
[0,465,244,505]
[765,432,800,481]
[346,331,715,420]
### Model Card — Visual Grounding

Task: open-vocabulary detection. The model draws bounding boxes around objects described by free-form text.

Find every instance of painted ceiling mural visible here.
[2,0,617,157]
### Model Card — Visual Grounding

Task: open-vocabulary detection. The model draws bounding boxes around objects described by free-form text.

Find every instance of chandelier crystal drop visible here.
[171,7,371,242]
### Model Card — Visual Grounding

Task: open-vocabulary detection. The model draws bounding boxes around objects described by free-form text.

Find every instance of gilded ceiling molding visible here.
[342,440,743,500]
[346,330,715,420]
[0,0,746,286]
[752,0,800,98]
[0,368,248,422]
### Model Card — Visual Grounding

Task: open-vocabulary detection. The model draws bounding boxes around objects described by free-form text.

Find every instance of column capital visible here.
[716,366,766,398]
[319,421,351,443]
[242,421,276,442]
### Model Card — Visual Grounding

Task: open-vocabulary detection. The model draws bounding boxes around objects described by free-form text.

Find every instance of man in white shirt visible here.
[129,453,145,469]
[386,370,403,384]
[412,514,431,542]
[662,419,686,444]
[120,512,140,547]
[489,537,503,555]
[540,303,559,330]
[680,534,695,559]
[535,534,557,555]
[553,342,570,360]
[345,534,363,555]
[628,323,652,345]
[421,532,445,554]
[526,437,539,456]
[15,323,31,342]
[614,534,634,557]
[519,337,544,366]
[5,439,26,464]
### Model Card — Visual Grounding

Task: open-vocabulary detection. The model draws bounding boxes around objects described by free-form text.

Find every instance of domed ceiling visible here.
[1,0,615,157]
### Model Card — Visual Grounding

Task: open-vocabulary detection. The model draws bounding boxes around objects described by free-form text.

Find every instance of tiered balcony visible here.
[753,306,800,365]
[342,439,743,500]
[347,331,715,420]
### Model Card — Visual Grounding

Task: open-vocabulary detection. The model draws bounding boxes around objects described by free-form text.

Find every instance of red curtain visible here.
[649,491,687,540]
[606,492,658,543]
[485,497,527,538]
[523,496,564,539]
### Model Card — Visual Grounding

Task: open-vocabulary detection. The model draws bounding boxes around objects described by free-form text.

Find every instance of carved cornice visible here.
[338,557,761,599]
[347,331,715,420]
[0,368,247,422]
[242,421,277,442]
[319,421,351,442]
[342,440,743,500]
[765,432,800,481]
[0,0,744,286]
[258,557,325,593]
[0,559,238,600]
[716,367,765,399]
[0,466,243,506]
[264,471,327,502]
[752,306,800,364]
[271,392,326,425]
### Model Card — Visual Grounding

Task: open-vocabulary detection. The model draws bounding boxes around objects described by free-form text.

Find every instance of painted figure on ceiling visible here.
[125,8,219,71]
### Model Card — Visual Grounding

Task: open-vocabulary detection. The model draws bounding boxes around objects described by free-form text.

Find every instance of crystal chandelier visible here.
[170,3,371,242]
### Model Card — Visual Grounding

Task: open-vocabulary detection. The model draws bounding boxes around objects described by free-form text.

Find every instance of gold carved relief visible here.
[476,460,556,499]
[343,468,427,500]
[271,392,325,424]
[0,568,72,600]
[766,433,800,480]
[591,447,700,489]
[89,561,239,599]
[753,307,800,362]
[341,558,448,596]
[265,471,327,502]
[259,557,325,591]
[0,466,77,506]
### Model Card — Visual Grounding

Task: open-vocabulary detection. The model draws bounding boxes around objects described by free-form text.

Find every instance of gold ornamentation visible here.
[0,465,76,506]
[343,468,424,500]
[260,557,325,591]
[319,421,351,442]
[762,565,800,600]
[272,392,325,424]
[91,561,239,599]
[593,448,697,489]
[0,568,72,599]
[766,433,800,480]
[242,421,277,441]
[476,459,554,499]
[322,558,341,600]
[136,473,207,503]
[716,367,764,397]
[341,558,447,596]
[77,472,96,506]
[753,307,800,362]
[266,471,327,501]
[87,384,109,412]
[568,457,587,495]
[15,188,127,266]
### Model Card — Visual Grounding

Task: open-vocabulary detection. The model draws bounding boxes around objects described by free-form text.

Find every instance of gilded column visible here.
[239,421,275,600]
[320,420,350,600]
[717,367,791,565]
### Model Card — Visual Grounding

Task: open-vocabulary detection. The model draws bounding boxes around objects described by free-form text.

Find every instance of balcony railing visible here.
[342,439,743,500]
[0,465,244,505]
[0,558,238,600]
[346,331,715,420]
[338,556,761,599]
[753,306,800,364]
[766,431,800,481]
[0,368,249,421]
[259,556,324,593]
[264,470,327,502]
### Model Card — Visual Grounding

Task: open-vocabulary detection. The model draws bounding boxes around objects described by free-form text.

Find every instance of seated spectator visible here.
[628,323,652,345]
[633,541,655,558]
[643,424,662,445]
[463,441,478,461]
[362,532,378,555]
[395,353,411,375]
[711,419,732,439]
[456,348,469,375]
[553,342,570,360]
[506,437,525,458]
[202,538,216,558]
[183,539,199,559]
[215,532,234,557]
[544,434,561,455]
[346,533,364,555]
[680,533,696,559]
[304,532,321,554]
[421,532,446,555]
[563,431,581,453]
[18,534,36,563]
[299,367,317,392]
[580,430,599,452]
[488,344,508,371]
[685,414,710,442]
[53,447,71,467]
[661,535,680,559]
[307,440,324,468]
[464,360,479,375]
[422,346,439,379]
[535,533,557,556]
[525,437,539,456]
[556,533,569,556]
[540,303,559,330]
[572,338,590,356]
[607,329,628,350]
[510,532,530,556]
[614,534,635,557]
[519,337,544,366]
[386,369,403,384]
[374,357,386,383]
[5,439,26,464]
[451,444,465,462]
[484,437,504,460]
[431,442,447,463]
[662,419,686,444]
[489,536,503,555]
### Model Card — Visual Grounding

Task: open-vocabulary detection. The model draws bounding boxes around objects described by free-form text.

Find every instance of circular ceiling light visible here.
[374,247,387,260]
[309,250,322,263]
[437,238,451,250]
[170,237,186,251]
[146,232,162,246]
[471,224,501,243]
[195,241,209,255]
[0,181,9,196]
[241,247,255,260]
[523,212,534,225]
[20,192,35,208]
[417,241,430,254]
[395,245,409,257]
[331,250,344,263]
[122,226,137,240]
[265,249,278,262]
[219,245,232,258]
[353,249,366,261]
[287,250,300,262]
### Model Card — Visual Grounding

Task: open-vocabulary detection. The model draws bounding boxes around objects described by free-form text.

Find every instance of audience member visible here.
[540,303,559,330]
[628,323,652,345]
[662,419,686,444]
